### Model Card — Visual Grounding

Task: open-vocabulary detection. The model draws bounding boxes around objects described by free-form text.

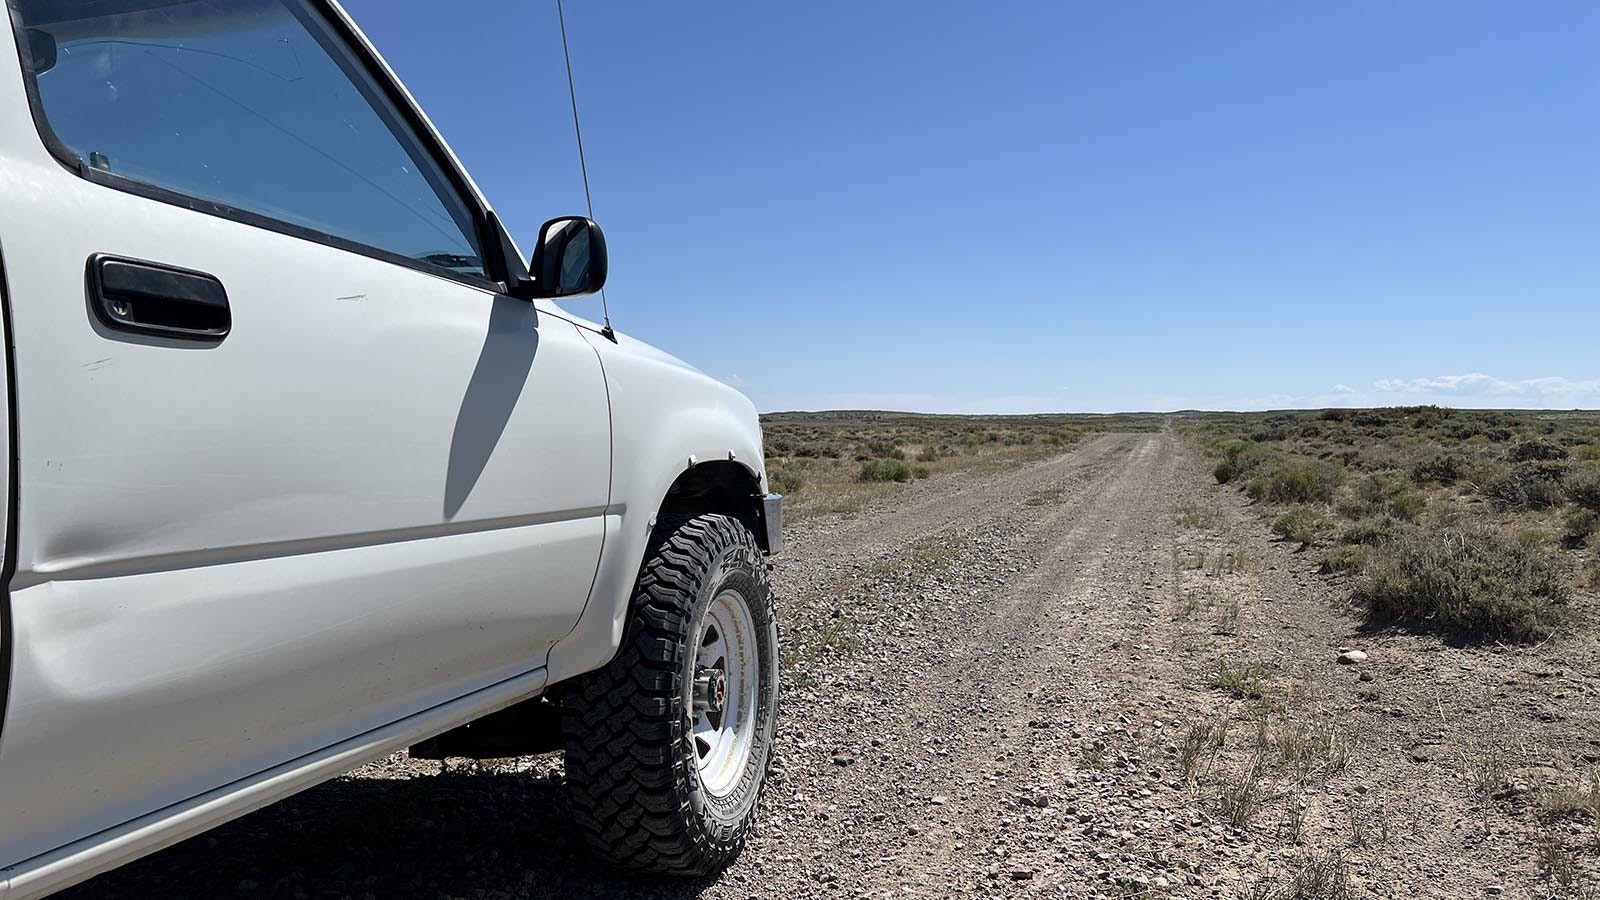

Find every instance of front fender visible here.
[544,329,765,683]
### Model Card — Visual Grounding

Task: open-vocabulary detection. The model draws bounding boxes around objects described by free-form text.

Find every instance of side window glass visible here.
[13,0,487,279]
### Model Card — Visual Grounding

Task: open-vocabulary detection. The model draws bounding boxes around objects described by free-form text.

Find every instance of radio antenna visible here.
[555,0,615,341]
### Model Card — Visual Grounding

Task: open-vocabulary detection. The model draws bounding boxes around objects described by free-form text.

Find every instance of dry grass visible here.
[1218,753,1269,828]
[1247,851,1352,900]
[1178,721,1228,780]
[1541,771,1600,826]
[1209,658,1269,699]
[1538,828,1600,898]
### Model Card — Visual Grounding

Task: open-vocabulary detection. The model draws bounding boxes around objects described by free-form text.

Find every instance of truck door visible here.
[0,0,611,868]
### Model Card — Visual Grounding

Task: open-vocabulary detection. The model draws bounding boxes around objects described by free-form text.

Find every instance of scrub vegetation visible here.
[761,410,1163,521]
[1185,406,1600,642]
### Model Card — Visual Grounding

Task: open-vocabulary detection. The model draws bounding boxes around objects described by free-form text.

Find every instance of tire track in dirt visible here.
[779,433,1135,569]
[723,434,1177,898]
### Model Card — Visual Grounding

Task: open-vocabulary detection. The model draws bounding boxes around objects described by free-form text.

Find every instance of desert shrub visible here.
[1562,466,1600,512]
[915,446,940,463]
[1214,439,1250,483]
[1214,439,1275,485]
[1574,445,1600,462]
[1249,422,1294,442]
[858,458,916,483]
[1268,463,1341,504]
[1245,477,1267,501]
[793,441,841,459]
[1510,437,1568,462]
[1214,459,1239,484]
[1320,544,1370,575]
[1341,473,1426,521]
[1273,505,1333,546]
[1564,508,1600,548]
[1340,516,1400,546]
[1387,489,1425,522]
[864,439,905,460]
[1411,453,1467,485]
[767,464,807,495]
[1484,462,1567,510]
[1354,527,1568,642]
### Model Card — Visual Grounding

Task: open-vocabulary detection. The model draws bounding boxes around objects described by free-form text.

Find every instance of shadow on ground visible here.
[58,763,719,900]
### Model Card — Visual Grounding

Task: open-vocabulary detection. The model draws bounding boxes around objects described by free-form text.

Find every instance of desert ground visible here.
[61,410,1600,899]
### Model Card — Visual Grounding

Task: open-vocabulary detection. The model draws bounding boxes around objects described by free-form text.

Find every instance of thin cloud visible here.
[1372,373,1600,405]
[756,374,1600,415]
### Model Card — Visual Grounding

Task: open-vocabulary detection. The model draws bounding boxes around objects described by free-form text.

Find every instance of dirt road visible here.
[61,433,1600,899]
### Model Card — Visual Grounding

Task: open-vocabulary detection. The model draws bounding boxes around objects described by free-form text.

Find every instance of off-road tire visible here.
[561,513,778,876]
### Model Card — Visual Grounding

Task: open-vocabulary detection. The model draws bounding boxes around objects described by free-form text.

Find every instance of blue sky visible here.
[344,0,1600,413]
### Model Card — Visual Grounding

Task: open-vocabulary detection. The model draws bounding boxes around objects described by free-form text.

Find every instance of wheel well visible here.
[659,461,770,551]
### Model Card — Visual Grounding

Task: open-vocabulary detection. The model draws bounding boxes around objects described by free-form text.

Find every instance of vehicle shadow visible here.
[57,760,721,900]
[443,295,541,521]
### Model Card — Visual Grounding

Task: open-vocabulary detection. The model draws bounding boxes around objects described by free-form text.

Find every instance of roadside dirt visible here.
[60,432,1599,899]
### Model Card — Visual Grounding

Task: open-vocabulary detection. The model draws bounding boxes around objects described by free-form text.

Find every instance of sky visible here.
[343,0,1600,414]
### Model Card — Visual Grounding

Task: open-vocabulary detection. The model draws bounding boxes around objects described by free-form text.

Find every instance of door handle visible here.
[88,255,231,342]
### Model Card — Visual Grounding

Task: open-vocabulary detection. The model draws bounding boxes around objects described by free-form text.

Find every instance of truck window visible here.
[11,0,488,280]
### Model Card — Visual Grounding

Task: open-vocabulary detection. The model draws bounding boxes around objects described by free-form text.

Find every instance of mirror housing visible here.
[529,216,607,299]
[487,214,608,301]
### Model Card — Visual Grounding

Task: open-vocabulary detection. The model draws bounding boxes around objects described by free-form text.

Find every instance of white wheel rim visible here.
[692,587,760,798]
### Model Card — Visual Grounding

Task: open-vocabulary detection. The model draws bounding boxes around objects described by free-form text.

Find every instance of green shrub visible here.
[1411,453,1467,485]
[1340,516,1400,546]
[1564,508,1600,547]
[858,458,917,483]
[1245,477,1267,501]
[1214,458,1239,484]
[1339,472,1424,521]
[1485,462,1567,510]
[1273,505,1333,546]
[1573,445,1600,462]
[1268,463,1341,504]
[1563,467,1600,512]
[1354,527,1568,642]
[1319,544,1370,575]
[865,439,905,460]
[1214,439,1274,485]
[1387,489,1426,522]
[767,464,807,495]
[1510,437,1568,462]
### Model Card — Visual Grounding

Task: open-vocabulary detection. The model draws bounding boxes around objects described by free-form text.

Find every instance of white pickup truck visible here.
[0,1,782,896]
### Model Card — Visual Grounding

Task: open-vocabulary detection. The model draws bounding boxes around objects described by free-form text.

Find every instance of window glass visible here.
[13,0,487,278]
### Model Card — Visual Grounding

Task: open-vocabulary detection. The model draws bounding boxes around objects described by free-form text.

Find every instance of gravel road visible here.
[59,432,1600,899]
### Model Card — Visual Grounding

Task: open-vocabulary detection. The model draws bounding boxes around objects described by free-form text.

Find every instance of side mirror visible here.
[486,213,608,301]
[529,216,607,299]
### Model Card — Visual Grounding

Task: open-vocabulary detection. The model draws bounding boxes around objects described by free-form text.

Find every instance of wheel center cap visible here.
[693,667,727,716]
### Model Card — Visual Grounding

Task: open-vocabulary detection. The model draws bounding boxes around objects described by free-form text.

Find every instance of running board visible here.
[408,696,564,760]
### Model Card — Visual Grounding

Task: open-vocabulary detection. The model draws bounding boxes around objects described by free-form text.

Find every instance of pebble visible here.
[1338,650,1368,664]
